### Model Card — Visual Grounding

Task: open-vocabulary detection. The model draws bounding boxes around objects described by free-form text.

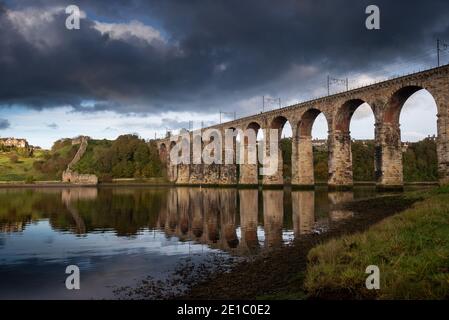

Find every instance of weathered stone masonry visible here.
[157,65,449,189]
[62,136,98,185]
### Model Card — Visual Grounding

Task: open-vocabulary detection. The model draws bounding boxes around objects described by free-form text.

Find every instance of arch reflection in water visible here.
[0,186,364,255]
[219,189,239,250]
[167,188,178,235]
[292,191,315,237]
[328,191,355,222]
[203,188,220,243]
[189,188,204,239]
[177,188,190,236]
[239,189,259,252]
[0,185,423,299]
[262,190,284,249]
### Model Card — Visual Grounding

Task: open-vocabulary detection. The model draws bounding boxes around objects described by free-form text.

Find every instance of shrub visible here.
[98,173,113,183]
[25,175,35,184]
[9,154,19,163]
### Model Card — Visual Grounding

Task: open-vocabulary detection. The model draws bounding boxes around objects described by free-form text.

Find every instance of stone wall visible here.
[62,136,98,185]
[62,170,98,185]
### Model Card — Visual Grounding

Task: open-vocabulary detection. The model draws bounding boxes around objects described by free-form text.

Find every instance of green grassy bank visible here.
[305,187,449,299]
[0,150,49,181]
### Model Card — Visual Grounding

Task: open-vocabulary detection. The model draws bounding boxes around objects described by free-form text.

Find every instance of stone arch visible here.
[376,85,439,189]
[269,115,293,181]
[220,126,238,185]
[384,86,424,124]
[168,141,178,182]
[225,126,238,148]
[335,99,374,133]
[329,99,376,188]
[238,121,262,186]
[297,108,330,137]
[270,115,290,130]
[246,121,262,134]
[191,133,203,166]
[292,108,330,187]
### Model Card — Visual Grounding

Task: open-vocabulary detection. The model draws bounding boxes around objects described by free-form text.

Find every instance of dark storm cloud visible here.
[1,0,449,115]
[0,118,10,129]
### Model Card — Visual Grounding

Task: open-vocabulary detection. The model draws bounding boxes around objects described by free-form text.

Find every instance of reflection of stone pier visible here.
[239,189,259,251]
[190,189,204,238]
[156,188,291,254]
[177,188,190,235]
[152,187,361,256]
[292,191,315,237]
[219,189,239,249]
[203,189,220,243]
[262,190,284,249]
[166,188,179,236]
[328,191,354,221]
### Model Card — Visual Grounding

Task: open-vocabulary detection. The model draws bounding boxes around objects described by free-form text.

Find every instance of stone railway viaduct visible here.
[156,65,449,190]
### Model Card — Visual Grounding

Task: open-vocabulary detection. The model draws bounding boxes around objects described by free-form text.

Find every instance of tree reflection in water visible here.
[0,186,361,255]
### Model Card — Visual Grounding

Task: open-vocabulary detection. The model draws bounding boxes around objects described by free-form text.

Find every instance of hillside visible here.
[0,149,47,182]
[0,139,79,182]
[0,135,165,183]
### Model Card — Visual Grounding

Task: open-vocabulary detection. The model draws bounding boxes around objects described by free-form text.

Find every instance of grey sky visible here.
[0,0,446,147]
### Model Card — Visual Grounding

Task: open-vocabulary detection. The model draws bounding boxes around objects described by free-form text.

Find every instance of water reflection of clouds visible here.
[0,187,367,260]
[0,221,215,266]
[0,186,372,299]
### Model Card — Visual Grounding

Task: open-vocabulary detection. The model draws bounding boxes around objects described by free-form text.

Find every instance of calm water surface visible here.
[0,186,401,299]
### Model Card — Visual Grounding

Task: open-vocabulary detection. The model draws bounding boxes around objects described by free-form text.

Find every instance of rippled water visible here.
[0,186,390,299]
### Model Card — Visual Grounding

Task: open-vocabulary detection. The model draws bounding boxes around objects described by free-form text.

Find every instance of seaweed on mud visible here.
[113,253,239,300]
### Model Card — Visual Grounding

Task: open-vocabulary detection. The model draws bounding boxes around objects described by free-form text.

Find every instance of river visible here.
[0,186,414,299]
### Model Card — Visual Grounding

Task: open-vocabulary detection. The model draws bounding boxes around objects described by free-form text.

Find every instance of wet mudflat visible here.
[182,195,421,300]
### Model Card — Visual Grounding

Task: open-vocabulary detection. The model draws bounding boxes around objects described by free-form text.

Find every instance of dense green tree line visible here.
[27,135,438,183]
[403,138,438,181]
[74,134,165,181]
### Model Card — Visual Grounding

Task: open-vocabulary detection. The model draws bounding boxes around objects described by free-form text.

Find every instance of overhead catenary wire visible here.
[159,42,449,133]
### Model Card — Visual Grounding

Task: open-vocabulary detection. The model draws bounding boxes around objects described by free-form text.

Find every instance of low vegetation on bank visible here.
[305,187,449,299]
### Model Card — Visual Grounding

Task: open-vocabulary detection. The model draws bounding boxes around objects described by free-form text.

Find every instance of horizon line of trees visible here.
[2,133,437,183]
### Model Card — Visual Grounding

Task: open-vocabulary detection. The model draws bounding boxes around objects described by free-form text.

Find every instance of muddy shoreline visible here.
[181,194,421,300]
